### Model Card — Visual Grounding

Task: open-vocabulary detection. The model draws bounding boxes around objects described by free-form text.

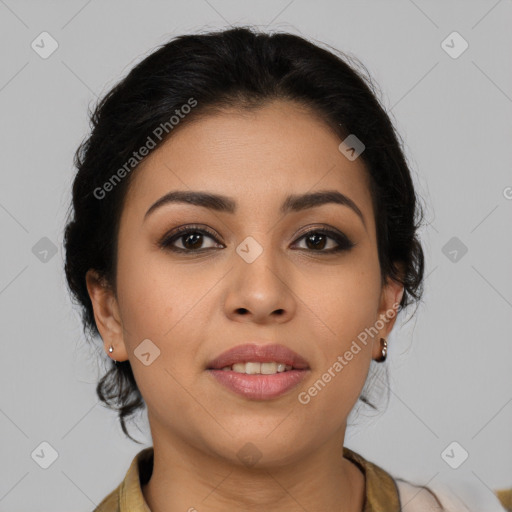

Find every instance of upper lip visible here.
[207,343,310,370]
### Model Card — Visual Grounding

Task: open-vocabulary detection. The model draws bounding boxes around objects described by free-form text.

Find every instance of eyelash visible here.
[157,224,355,254]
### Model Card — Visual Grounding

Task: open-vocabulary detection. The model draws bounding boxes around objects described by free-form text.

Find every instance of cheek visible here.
[116,245,202,339]
[114,257,206,417]
[296,327,373,433]
[115,249,210,381]
[307,259,382,350]
[297,260,380,407]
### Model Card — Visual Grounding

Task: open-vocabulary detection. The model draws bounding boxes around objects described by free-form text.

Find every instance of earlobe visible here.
[85,269,128,361]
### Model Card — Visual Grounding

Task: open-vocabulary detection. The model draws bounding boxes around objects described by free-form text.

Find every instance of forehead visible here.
[122,101,374,225]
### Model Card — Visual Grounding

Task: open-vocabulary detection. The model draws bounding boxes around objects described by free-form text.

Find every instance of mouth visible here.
[206,343,310,400]
[207,342,310,371]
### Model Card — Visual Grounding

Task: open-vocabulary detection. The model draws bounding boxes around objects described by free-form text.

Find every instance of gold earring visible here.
[376,338,387,363]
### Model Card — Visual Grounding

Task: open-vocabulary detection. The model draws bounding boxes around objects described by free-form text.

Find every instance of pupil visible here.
[184,233,202,249]
[307,233,326,250]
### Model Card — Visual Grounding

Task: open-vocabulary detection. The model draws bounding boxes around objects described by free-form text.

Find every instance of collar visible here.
[342,446,400,512]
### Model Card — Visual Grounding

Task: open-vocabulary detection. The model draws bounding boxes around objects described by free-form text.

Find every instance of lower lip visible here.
[207,369,309,400]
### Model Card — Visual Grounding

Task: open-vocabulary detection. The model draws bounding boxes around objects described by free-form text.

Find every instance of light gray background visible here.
[1,1,511,510]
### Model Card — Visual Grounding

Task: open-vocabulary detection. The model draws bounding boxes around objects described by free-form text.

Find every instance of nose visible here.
[223,245,297,325]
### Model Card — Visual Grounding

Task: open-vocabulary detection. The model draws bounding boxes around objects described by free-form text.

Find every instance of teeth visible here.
[221,362,294,374]
[261,362,277,374]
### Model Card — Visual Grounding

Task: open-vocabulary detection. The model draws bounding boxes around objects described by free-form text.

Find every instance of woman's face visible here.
[88,100,403,465]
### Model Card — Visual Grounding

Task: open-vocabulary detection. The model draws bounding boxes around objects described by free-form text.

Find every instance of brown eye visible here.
[293,228,354,253]
[159,226,223,253]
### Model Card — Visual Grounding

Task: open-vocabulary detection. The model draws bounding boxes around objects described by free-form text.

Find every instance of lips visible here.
[206,343,310,370]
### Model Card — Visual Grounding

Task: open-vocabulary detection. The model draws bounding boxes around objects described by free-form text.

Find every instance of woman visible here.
[63,26,506,511]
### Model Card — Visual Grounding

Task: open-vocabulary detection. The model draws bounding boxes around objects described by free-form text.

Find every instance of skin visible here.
[86,100,404,512]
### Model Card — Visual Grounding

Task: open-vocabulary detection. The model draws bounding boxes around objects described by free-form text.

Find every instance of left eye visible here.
[292,229,354,253]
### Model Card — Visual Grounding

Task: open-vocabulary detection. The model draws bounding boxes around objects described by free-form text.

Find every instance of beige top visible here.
[92,446,508,511]
[496,488,512,512]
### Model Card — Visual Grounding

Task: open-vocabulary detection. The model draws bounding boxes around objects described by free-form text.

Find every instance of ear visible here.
[372,263,405,360]
[85,269,129,362]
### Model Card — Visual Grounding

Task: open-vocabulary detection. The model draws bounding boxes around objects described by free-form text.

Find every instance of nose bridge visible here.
[235,233,283,293]
[224,232,295,322]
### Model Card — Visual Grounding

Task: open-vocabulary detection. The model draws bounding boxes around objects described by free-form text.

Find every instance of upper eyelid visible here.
[164,224,348,238]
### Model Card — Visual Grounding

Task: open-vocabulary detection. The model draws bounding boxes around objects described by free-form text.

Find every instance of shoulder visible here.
[396,477,508,512]
[395,479,445,511]
[496,488,512,512]
[91,447,153,512]
[343,446,507,512]
[92,485,120,512]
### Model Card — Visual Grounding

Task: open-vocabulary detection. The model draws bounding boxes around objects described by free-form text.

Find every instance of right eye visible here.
[158,225,224,253]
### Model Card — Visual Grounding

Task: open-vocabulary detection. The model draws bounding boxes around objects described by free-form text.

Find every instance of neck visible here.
[141,424,365,512]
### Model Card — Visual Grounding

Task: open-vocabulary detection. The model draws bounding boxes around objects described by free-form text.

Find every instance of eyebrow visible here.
[144,189,366,228]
